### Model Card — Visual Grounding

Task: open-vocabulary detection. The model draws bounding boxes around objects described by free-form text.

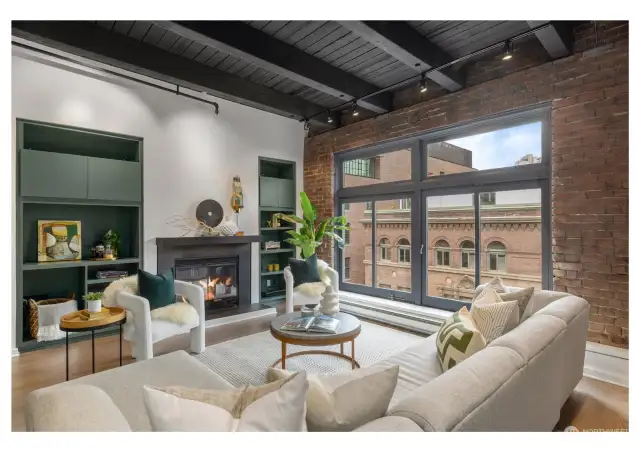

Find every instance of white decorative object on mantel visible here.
[218,216,239,236]
[319,285,339,317]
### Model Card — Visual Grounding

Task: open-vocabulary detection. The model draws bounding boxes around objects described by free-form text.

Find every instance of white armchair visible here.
[117,280,205,361]
[283,259,339,313]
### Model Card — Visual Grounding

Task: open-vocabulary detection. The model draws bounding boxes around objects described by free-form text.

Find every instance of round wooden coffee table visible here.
[270,312,361,370]
[60,307,126,381]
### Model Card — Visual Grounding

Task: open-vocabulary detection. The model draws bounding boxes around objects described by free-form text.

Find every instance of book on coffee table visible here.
[280,315,341,334]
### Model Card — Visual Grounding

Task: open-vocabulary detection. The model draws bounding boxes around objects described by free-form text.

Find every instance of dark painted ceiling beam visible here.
[11,21,333,130]
[157,21,393,114]
[338,21,464,92]
[526,21,572,59]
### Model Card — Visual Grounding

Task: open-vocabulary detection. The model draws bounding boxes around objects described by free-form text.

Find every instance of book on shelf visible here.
[280,315,340,334]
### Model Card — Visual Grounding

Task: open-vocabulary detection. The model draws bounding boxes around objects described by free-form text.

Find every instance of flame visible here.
[198,276,235,302]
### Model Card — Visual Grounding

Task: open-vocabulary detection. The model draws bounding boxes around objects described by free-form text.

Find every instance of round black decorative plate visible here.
[196,199,224,228]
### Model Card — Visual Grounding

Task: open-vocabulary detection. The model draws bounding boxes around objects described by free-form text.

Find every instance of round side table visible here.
[59,307,126,381]
[270,312,361,370]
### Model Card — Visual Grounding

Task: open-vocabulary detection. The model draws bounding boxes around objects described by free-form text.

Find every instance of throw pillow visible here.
[485,275,508,293]
[288,253,322,288]
[471,286,519,342]
[267,365,399,431]
[498,286,535,322]
[142,372,308,432]
[436,307,487,372]
[138,269,175,311]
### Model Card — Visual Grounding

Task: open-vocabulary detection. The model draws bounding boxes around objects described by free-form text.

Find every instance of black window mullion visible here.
[474,191,481,288]
[371,201,376,289]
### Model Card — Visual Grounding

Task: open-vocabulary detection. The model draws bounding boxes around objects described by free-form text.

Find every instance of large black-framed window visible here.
[334,104,552,311]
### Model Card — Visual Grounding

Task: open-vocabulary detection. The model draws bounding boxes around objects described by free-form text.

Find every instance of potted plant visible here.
[103,229,120,258]
[275,192,349,259]
[83,292,103,313]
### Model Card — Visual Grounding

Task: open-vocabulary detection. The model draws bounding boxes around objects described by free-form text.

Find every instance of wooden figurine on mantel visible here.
[231,175,244,235]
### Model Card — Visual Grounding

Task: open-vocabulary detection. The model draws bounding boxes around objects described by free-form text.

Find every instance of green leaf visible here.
[285,230,307,242]
[299,192,316,224]
[315,219,330,241]
[324,231,345,248]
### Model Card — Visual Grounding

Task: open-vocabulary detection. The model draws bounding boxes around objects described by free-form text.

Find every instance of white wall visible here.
[12,53,305,350]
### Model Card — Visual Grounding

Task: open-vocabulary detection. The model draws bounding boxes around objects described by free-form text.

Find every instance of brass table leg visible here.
[281,341,286,370]
[351,339,356,369]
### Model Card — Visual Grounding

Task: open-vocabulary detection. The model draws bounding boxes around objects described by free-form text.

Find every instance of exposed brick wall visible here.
[304,21,629,348]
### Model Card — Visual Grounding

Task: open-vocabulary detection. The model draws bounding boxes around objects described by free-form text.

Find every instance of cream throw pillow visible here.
[267,365,399,431]
[437,307,486,372]
[471,286,519,342]
[142,372,308,432]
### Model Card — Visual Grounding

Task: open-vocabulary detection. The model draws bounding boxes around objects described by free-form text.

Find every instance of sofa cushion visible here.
[288,253,322,288]
[26,384,131,432]
[267,365,399,432]
[353,416,423,432]
[436,307,487,372]
[367,334,442,409]
[489,314,566,362]
[38,350,233,431]
[142,372,308,432]
[138,268,175,311]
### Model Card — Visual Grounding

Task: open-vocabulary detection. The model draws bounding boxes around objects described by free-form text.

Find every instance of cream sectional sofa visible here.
[25,287,589,432]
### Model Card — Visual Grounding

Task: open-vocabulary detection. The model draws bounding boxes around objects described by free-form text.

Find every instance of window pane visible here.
[426,122,542,177]
[480,189,542,290]
[343,148,411,188]
[341,202,371,286]
[427,193,475,302]
[375,198,412,292]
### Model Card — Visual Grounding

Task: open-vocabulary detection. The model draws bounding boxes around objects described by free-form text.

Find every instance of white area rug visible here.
[195,321,424,387]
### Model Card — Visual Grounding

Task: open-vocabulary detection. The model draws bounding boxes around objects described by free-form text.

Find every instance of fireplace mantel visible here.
[155,235,261,249]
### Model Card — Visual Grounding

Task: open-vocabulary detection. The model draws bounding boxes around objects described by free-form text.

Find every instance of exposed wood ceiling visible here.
[11,20,582,133]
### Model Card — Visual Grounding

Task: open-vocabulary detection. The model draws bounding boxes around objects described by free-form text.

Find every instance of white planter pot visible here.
[87,299,102,313]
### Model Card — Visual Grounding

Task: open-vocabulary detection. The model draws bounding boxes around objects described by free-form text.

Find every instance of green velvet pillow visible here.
[288,254,322,288]
[138,269,175,311]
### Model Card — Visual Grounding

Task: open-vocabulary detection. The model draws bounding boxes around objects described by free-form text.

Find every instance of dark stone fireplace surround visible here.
[155,235,261,317]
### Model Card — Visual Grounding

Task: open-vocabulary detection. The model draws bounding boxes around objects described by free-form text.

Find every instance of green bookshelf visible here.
[258,157,296,306]
[15,119,144,352]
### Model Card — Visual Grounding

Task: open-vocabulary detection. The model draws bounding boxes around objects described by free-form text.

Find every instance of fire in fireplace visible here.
[175,257,239,310]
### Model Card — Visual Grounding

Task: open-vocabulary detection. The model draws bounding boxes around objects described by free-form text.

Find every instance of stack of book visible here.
[96,270,129,280]
[281,315,341,334]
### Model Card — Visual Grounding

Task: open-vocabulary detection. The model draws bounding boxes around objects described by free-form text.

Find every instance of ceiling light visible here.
[351,101,359,117]
[419,73,427,93]
[303,120,310,131]
[502,40,513,60]
[327,111,333,123]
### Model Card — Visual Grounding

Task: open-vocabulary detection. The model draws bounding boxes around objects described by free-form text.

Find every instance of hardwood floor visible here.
[12,306,629,432]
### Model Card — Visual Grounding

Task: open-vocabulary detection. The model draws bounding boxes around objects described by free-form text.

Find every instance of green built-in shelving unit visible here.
[15,119,144,352]
[258,157,296,306]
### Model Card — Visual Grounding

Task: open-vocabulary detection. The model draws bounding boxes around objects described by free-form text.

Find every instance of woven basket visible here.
[28,295,76,340]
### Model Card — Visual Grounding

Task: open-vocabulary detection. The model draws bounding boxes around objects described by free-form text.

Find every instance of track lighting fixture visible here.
[502,40,513,60]
[303,120,310,131]
[419,73,427,93]
[351,101,359,117]
[327,111,333,123]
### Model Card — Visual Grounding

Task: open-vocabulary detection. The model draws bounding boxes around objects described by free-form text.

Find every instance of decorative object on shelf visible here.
[96,270,129,280]
[218,216,239,236]
[83,292,103,313]
[273,263,280,271]
[37,220,82,262]
[231,175,244,233]
[275,192,349,259]
[300,304,316,317]
[267,264,274,272]
[27,295,77,341]
[196,199,224,228]
[263,241,281,250]
[319,285,340,317]
[166,214,220,237]
[235,231,245,236]
[91,242,106,259]
[103,229,120,258]
[271,213,281,228]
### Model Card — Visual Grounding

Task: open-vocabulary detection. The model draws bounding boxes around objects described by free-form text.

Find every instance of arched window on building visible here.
[398,238,411,263]
[487,241,507,272]
[435,240,450,266]
[379,238,390,261]
[460,240,475,269]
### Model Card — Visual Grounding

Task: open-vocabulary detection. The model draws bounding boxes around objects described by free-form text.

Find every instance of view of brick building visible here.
[342,138,542,301]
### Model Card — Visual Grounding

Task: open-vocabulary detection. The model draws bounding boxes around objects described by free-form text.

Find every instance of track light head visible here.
[351,101,359,117]
[502,40,513,60]
[327,111,333,123]
[303,120,310,131]
[419,73,427,93]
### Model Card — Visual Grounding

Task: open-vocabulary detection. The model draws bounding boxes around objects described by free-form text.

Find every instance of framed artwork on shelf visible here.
[37,220,82,262]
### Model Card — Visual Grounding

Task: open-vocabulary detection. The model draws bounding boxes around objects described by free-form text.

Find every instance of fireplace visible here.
[175,257,239,310]
[155,235,261,321]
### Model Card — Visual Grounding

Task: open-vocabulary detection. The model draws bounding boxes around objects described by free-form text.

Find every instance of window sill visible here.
[338,291,452,335]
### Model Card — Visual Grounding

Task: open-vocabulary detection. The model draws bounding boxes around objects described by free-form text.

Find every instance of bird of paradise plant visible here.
[275,192,349,259]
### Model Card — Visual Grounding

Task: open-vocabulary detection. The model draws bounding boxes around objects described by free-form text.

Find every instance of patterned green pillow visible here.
[436,307,487,372]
